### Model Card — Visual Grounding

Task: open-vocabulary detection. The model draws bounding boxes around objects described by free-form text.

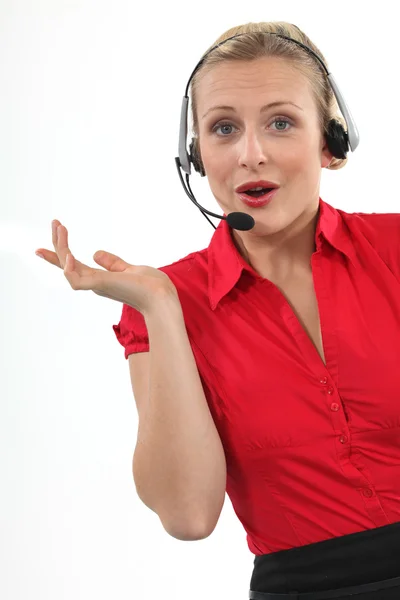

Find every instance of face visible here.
[196,56,333,259]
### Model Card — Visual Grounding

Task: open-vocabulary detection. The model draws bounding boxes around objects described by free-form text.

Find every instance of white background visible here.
[1,1,397,598]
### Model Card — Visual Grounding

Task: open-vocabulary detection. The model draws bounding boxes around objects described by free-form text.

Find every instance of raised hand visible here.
[35,220,179,314]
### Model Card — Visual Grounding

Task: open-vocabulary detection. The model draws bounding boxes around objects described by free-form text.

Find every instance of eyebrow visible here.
[201,101,303,120]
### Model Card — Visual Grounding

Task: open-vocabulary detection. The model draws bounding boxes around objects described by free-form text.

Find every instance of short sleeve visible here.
[112,303,149,359]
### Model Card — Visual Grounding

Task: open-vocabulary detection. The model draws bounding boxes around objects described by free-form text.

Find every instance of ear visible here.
[321,137,334,168]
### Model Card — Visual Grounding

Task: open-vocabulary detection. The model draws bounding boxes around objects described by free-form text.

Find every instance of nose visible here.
[237,129,268,170]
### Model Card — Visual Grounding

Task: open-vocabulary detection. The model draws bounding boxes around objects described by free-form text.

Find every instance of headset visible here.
[175,32,360,232]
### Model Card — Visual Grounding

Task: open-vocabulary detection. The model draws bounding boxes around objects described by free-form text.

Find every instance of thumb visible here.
[93,250,131,272]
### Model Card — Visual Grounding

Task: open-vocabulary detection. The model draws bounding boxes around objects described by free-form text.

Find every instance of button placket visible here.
[319,377,349,446]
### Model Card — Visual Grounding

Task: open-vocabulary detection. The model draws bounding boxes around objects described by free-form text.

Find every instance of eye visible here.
[270,116,292,131]
[212,122,237,136]
[211,116,293,137]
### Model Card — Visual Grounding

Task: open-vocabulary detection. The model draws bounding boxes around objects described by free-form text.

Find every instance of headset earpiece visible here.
[189,138,206,177]
[325,119,349,160]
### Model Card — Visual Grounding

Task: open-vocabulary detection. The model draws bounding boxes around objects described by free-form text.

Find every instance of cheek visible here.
[201,145,232,179]
[201,141,228,161]
[278,141,318,170]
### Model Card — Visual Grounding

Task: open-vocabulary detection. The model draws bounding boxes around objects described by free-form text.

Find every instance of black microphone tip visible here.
[226,211,255,231]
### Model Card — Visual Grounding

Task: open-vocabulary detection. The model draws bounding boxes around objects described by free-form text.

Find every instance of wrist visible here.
[142,286,181,321]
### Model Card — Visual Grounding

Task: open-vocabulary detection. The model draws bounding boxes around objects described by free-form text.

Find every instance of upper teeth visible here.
[248,186,264,191]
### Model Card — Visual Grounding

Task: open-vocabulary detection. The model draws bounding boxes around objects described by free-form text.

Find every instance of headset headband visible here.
[178,32,360,175]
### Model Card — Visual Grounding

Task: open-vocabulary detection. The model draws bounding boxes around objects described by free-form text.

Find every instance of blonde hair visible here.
[190,21,347,171]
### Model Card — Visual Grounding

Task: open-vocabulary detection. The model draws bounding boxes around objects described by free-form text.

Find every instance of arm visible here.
[132,293,226,540]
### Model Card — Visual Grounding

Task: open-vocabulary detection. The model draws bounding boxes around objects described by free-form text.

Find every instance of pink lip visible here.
[237,188,278,207]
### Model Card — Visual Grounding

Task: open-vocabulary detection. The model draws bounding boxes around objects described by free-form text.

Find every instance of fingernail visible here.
[36,252,44,259]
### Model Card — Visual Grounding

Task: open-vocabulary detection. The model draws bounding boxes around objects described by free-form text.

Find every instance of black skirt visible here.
[248,521,400,599]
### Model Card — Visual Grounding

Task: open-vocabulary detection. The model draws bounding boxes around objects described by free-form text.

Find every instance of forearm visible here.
[132,294,226,539]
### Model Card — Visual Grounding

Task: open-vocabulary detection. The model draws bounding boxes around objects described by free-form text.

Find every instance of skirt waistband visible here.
[249,575,400,599]
[249,521,400,598]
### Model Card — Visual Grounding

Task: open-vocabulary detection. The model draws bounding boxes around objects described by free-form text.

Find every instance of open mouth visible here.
[243,187,274,198]
[237,187,279,206]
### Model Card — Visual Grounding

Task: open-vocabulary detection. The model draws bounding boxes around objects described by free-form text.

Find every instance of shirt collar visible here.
[207,197,357,311]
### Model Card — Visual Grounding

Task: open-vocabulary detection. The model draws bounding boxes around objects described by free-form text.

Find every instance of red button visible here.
[320,377,328,385]
[339,435,348,444]
[331,403,340,412]
[363,488,373,498]
[327,387,334,395]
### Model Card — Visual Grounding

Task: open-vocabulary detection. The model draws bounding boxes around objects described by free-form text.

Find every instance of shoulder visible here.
[339,208,400,241]
[157,247,209,293]
[338,208,400,276]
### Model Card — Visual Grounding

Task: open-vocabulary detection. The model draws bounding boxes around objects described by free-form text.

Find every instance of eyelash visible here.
[211,116,293,136]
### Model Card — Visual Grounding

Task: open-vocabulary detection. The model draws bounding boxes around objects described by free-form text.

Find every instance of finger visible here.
[34,220,62,266]
[55,224,71,269]
[51,220,60,247]
[52,219,64,266]
[36,248,61,267]
[63,251,73,275]
[36,245,88,272]
[63,252,102,292]
[63,252,79,287]
[93,250,131,272]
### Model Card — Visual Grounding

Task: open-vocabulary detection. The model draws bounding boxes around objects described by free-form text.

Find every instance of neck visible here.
[231,204,319,281]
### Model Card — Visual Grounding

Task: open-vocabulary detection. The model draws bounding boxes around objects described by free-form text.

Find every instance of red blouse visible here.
[113,197,400,555]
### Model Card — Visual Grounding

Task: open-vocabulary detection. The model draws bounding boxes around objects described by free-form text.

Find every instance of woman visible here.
[36,21,400,600]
